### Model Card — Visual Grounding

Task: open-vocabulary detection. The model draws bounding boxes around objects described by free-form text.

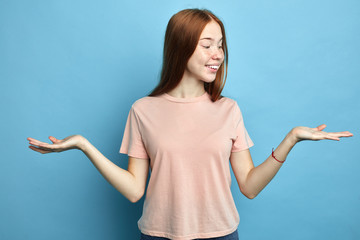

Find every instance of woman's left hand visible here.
[291,124,353,142]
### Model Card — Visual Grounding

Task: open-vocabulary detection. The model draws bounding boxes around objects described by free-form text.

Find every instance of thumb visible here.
[316,124,327,131]
[49,136,60,144]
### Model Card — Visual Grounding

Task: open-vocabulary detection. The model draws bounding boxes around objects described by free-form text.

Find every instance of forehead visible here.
[199,20,223,40]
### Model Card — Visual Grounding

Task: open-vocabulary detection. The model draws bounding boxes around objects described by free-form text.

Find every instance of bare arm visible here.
[230,124,353,199]
[27,135,149,203]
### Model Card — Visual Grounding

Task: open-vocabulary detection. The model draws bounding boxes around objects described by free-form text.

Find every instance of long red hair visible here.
[148,9,228,102]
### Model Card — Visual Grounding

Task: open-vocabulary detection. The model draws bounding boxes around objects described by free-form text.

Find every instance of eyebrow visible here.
[199,37,223,42]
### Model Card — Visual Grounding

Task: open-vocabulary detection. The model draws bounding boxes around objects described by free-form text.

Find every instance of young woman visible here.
[27,9,353,240]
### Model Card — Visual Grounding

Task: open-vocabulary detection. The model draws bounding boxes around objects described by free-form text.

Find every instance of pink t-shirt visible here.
[119,91,254,240]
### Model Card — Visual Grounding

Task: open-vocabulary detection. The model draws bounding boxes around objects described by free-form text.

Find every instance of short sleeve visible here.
[231,102,254,152]
[119,106,149,159]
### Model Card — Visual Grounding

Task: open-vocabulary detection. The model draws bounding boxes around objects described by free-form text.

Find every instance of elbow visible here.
[129,196,140,203]
[128,194,141,203]
[128,189,145,203]
[244,192,257,199]
[240,187,258,200]
[128,196,140,203]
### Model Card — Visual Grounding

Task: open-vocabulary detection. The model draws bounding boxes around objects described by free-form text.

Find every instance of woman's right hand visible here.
[27,135,86,154]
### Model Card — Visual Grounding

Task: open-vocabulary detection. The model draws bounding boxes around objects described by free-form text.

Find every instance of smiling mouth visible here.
[206,65,220,70]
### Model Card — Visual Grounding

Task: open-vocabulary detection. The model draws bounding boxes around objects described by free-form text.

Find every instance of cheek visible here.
[186,50,211,72]
[201,51,212,61]
[193,49,210,62]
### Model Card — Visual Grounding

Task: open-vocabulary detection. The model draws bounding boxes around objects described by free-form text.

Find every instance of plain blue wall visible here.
[1,0,359,239]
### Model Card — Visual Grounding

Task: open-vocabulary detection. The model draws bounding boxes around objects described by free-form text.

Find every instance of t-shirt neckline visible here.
[162,91,210,103]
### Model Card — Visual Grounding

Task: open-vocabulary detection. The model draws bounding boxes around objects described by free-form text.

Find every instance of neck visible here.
[167,73,205,98]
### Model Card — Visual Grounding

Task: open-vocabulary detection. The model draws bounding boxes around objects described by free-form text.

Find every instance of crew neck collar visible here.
[161,91,210,103]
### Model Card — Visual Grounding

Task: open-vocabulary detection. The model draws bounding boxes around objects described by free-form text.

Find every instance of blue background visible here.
[1,0,359,239]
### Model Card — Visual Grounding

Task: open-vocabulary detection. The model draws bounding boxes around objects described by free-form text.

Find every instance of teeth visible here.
[207,65,219,70]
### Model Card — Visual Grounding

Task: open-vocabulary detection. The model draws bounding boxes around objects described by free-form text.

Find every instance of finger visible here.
[28,137,50,143]
[324,135,340,141]
[29,140,59,150]
[28,136,58,145]
[329,132,354,138]
[316,124,327,131]
[39,143,60,151]
[337,131,353,137]
[324,132,353,141]
[27,137,41,142]
[49,136,61,144]
[29,146,52,154]
[29,140,48,148]
[310,131,338,141]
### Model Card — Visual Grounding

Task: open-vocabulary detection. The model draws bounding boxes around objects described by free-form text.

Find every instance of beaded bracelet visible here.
[271,148,285,163]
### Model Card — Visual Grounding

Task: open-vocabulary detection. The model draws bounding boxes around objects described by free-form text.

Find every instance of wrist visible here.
[76,135,89,152]
[286,129,299,146]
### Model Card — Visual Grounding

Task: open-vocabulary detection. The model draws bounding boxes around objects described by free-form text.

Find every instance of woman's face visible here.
[184,20,224,83]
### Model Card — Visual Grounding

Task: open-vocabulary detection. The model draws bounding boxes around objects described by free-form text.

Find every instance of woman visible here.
[27,9,353,240]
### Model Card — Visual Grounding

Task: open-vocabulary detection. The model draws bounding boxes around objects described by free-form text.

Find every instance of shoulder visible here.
[216,95,239,109]
[131,95,163,113]
[217,96,244,120]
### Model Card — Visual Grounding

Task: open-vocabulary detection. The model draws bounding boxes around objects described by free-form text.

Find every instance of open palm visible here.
[293,124,353,142]
[27,135,83,154]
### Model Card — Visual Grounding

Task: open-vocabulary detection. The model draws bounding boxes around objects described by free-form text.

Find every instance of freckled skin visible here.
[185,20,224,83]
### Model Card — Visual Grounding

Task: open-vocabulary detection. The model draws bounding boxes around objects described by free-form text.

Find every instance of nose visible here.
[211,47,224,60]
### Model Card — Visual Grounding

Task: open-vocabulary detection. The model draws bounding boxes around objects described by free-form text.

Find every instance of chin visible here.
[201,77,216,83]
